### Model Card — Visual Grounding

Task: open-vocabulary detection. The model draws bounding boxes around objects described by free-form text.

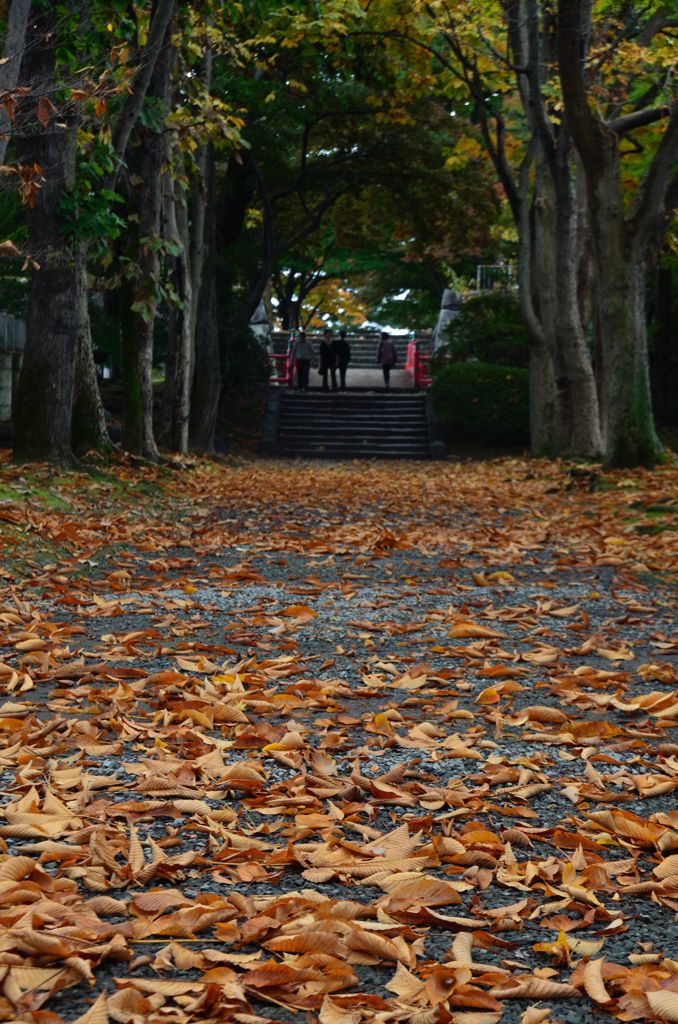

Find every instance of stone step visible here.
[275,384,431,459]
[277,446,431,459]
[279,431,430,444]
[280,420,427,431]
[280,395,425,407]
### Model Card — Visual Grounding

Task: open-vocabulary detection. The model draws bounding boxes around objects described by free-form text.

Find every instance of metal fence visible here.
[0,312,25,423]
[475,264,517,292]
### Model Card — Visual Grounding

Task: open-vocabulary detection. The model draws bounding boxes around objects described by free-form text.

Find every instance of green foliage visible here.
[439,291,528,367]
[431,360,529,444]
[224,318,271,396]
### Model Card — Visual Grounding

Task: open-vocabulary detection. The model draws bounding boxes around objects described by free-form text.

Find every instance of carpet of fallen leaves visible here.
[0,452,676,1024]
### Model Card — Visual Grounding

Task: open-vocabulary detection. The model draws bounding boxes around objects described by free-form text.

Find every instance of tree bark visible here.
[120,25,174,460]
[189,147,220,453]
[161,49,211,454]
[0,0,32,166]
[162,181,193,453]
[13,8,77,464]
[557,0,668,466]
[515,146,559,456]
[592,174,661,466]
[551,137,602,457]
[71,245,110,453]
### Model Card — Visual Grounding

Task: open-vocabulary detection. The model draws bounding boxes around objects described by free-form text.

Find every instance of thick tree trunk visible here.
[71,246,110,453]
[14,267,77,463]
[528,343,558,456]
[557,0,670,466]
[582,151,663,466]
[13,9,77,464]
[594,217,662,466]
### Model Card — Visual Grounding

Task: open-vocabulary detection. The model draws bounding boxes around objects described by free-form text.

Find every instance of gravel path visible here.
[0,456,676,1023]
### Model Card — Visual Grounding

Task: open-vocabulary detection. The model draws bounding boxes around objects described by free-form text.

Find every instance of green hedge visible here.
[431,361,529,444]
[441,291,529,368]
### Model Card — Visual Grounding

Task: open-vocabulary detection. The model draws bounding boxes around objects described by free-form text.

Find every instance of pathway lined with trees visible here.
[0,1,674,466]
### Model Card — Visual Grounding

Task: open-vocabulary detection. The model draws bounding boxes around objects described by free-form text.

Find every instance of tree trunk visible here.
[121,290,159,459]
[649,263,676,427]
[552,145,602,457]
[516,153,559,456]
[594,202,662,466]
[13,9,77,464]
[557,0,671,466]
[189,148,220,453]
[167,208,193,453]
[581,144,663,466]
[0,0,32,166]
[71,245,110,453]
[162,173,194,454]
[120,25,174,460]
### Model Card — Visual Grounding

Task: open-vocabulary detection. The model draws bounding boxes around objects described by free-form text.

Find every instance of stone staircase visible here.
[274,391,432,459]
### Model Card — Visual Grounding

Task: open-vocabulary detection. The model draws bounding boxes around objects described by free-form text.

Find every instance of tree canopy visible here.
[0,0,675,465]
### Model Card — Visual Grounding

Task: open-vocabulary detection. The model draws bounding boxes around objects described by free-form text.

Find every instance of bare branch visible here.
[106,0,175,190]
[608,104,673,135]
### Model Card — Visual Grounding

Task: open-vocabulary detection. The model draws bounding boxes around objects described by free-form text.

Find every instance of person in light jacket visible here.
[376,331,397,389]
[291,330,314,391]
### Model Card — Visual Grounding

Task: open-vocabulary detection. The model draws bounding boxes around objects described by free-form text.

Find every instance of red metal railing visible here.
[406,337,432,389]
[413,347,432,388]
[269,352,292,386]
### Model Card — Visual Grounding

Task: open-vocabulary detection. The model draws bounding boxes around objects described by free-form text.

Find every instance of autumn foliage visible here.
[0,454,675,1022]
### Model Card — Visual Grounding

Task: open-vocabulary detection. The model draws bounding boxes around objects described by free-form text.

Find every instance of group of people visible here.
[289,329,398,391]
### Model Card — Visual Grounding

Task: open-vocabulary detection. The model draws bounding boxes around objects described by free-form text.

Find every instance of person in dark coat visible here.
[332,330,351,391]
[376,331,397,389]
[319,328,337,391]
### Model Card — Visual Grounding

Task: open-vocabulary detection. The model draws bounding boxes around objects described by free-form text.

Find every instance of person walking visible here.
[319,328,337,391]
[332,330,351,390]
[376,331,397,389]
[291,330,314,391]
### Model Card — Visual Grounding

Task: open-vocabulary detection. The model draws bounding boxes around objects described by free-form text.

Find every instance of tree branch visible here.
[608,104,673,135]
[557,0,605,177]
[106,0,175,190]
[631,101,678,240]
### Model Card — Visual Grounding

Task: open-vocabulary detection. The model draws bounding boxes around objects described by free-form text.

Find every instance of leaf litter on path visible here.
[0,454,675,1022]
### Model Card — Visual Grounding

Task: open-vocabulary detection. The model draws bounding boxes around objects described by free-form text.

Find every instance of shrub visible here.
[431,361,529,444]
[441,291,528,368]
